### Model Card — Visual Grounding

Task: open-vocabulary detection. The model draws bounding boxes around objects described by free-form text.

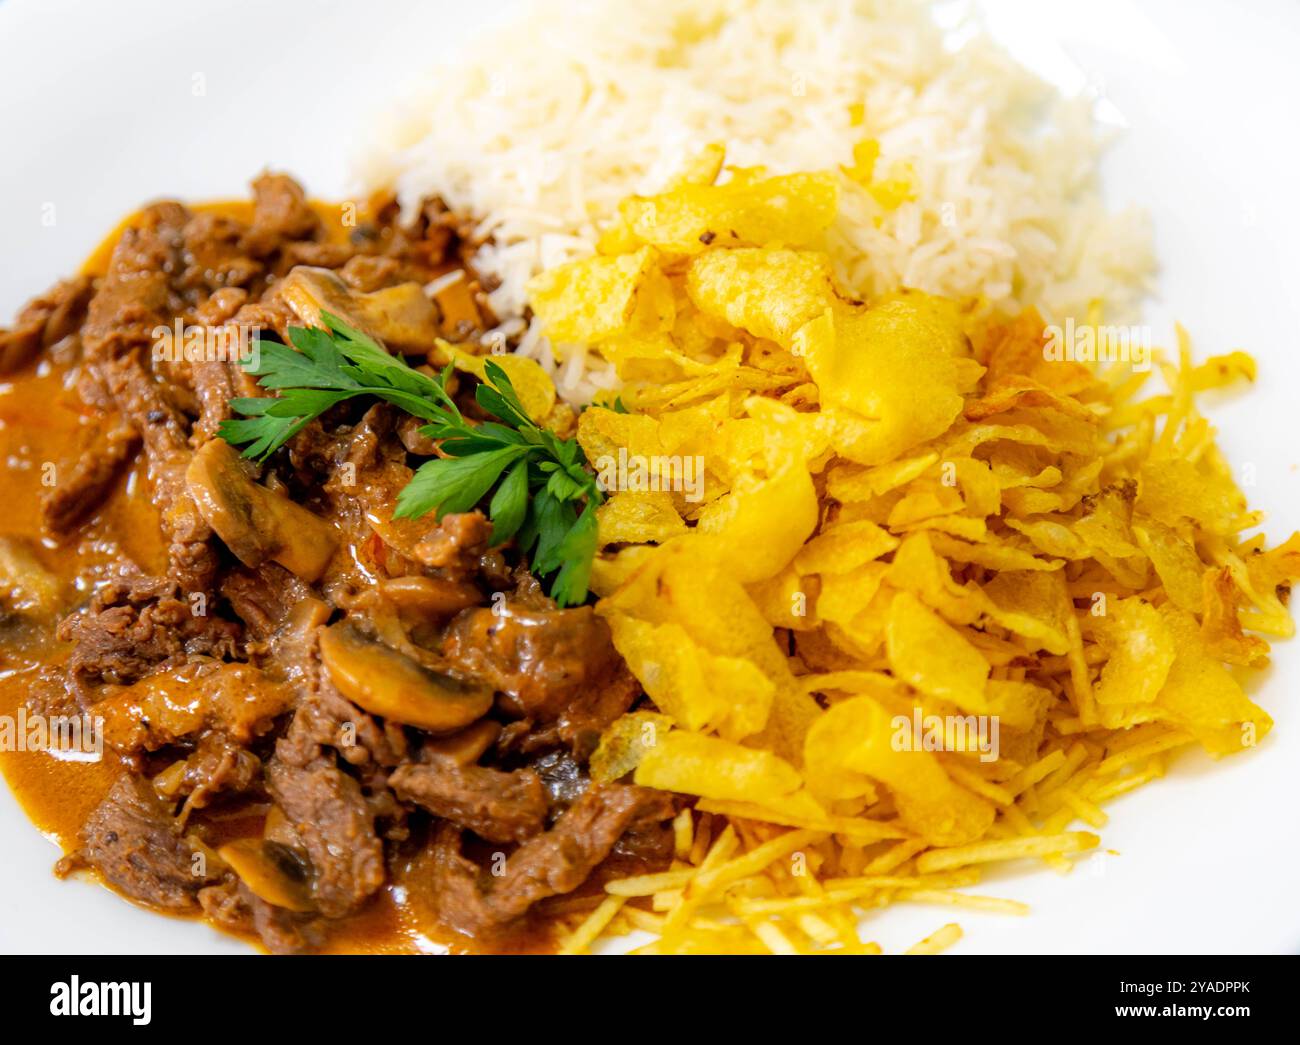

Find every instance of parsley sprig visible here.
[217,313,603,606]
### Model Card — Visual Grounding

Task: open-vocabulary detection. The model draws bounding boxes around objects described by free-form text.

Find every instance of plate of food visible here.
[1,0,1298,957]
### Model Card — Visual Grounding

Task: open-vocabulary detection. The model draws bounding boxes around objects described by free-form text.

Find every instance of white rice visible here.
[357,0,1155,401]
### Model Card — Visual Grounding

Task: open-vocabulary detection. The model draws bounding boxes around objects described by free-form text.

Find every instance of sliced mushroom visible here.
[218,838,314,913]
[277,266,438,352]
[378,575,482,621]
[186,439,336,582]
[151,760,188,799]
[421,719,502,767]
[318,621,493,734]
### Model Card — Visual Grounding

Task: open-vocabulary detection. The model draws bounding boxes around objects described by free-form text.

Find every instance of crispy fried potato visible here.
[521,164,1295,955]
[616,172,838,255]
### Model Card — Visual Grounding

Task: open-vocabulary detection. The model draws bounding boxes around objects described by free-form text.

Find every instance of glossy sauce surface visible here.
[0,203,547,954]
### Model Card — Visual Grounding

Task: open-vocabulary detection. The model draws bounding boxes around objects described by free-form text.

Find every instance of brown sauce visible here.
[0,202,550,954]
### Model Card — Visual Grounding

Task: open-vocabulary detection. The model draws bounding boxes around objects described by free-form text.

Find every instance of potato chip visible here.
[746,565,819,631]
[1154,605,1272,754]
[635,729,820,813]
[964,379,1099,423]
[617,171,838,255]
[825,452,939,502]
[795,293,970,465]
[686,248,832,346]
[669,143,726,189]
[971,307,1096,396]
[604,615,774,740]
[886,479,965,528]
[984,680,1051,731]
[598,541,799,696]
[1132,516,1206,613]
[952,457,1001,517]
[1200,566,1269,667]
[797,669,910,702]
[1004,516,1092,560]
[1136,459,1248,537]
[589,710,675,783]
[577,404,667,466]
[596,491,687,546]
[1074,481,1142,558]
[886,591,989,712]
[886,533,986,625]
[981,571,1072,656]
[438,344,557,424]
[803,695,995,845]
[693,426,819,584]
[928,533,1059,572]
[588,546,657,598]
[527,246,657,345]
[794,519,898,576]
[1091,597,1176,708]
[815,561,890,633]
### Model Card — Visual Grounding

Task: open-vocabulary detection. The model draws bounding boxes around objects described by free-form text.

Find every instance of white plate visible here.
[2,0,1298,955]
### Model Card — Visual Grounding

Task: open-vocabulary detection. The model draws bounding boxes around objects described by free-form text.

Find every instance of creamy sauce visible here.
[0,202,546,954]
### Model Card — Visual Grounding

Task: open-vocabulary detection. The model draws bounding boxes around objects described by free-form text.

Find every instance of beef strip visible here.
[559,666,640,761]
[198,877,252,931]
[0,275,93,373]
[313,404,492,584]
[100,353,218,592]
[250,888,325,954]
[441,602,622,720]
[338,254,404,293]
[411,511,492,571]
[167,733,262,810]
[442,600,637,756]
[190,359,238,445]
[58,576,241,686]
[277,674,408,769]
[198,878,323,954]
[283,240,354,269]
[40,419,140,533]
[219,562,312,641]
[187,286,261,441]
[389,760,548,844]
[264,757,385,919]
[57,775,216,911]
[427,783,674,937]
[82,202,187,361]
[193,285,250,326]
[242,173,320,258]
[77,202,219,591]
[180,211,264,291]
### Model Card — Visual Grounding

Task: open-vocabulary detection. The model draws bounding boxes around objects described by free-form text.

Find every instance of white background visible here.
[0,0,1298,954]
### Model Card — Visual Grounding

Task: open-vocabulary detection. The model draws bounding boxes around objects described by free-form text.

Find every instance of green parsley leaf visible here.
[219,312,606,603]
[394,445,527,520]
[488,458,530,546]
[527,489,579,576]
[549,504,600,608]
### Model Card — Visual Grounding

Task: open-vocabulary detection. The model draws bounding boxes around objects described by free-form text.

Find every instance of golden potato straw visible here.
[906,923,964,955]
[916,832,1099,874]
